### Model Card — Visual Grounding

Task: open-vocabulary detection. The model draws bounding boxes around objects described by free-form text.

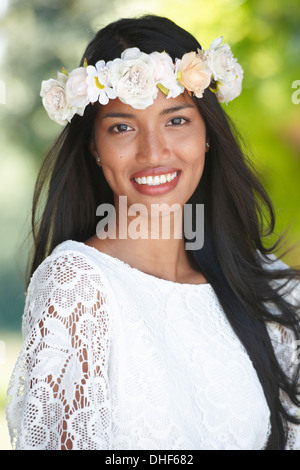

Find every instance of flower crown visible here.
[41,37,243,126]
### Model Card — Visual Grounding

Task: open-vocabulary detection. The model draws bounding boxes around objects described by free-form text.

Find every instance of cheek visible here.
[97,135,129,167]
[100,156,130,197]
[101,163,118,188]
[97,140,119,177]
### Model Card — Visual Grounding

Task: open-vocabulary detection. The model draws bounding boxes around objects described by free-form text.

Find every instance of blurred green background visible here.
[0,0,299,449]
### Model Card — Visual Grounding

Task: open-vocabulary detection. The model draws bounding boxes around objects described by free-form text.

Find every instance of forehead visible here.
[96,90,199,118]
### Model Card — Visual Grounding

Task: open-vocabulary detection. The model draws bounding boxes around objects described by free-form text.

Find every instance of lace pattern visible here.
[6,240,300,449]
[6,251,111,449]
[263,253,300,450]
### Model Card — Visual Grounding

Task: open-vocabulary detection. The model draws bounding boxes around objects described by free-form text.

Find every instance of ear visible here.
[89,139,98,159]
[89,139,101,166]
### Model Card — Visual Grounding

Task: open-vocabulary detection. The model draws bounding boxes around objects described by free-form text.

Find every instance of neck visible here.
[92,201,198,283]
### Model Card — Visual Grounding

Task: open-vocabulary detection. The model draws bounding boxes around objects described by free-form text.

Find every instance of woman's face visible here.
[92,90,208,213]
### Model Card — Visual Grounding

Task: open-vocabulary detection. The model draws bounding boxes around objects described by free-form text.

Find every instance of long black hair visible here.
[27,15,300,449]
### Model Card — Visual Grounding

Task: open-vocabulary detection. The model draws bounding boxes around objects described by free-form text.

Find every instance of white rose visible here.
[108,48,158,109]
[150,51,184,99]
[66,67,89,110]
[40,73,77,125]
[205,38,238,85]
[216,62,244,103]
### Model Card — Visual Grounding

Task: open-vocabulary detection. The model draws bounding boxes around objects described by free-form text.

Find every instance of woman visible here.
[6,15,300,450]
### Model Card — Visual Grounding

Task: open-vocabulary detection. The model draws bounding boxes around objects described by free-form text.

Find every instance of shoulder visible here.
[257,250,291,272]
[27,241,108,295]
[23,242,112,338]
[259,252,300,376]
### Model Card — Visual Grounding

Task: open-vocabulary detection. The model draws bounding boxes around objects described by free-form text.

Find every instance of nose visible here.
[135,128,171,164]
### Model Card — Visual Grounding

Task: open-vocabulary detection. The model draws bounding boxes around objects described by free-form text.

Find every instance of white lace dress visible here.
[6,240,300,450]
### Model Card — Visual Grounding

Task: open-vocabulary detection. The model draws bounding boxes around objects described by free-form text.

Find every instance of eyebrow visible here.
[159,104,195,115]
[100,104,196,120]
[100,112,136,120]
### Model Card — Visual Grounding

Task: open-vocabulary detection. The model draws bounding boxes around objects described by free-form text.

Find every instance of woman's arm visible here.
[6,251,112,450]
[265,255,300,450]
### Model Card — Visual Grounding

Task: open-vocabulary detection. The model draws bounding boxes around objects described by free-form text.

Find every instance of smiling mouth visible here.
[132,171,179,186]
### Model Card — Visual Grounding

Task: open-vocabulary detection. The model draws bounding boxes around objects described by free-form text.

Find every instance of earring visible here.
[206,142,210,148]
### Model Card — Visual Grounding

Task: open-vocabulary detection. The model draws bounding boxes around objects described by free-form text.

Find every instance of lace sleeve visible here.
[6,251,112,450]
[265,256,300,450]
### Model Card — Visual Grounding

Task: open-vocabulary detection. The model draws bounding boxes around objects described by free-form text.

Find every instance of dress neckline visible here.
[57,240,212,290]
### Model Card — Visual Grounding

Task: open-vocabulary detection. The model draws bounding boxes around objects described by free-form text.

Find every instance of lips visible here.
[130,170,181,196]
[130,167,181,179]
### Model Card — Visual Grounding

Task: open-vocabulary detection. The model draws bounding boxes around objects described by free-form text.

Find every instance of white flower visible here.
[108,48,158,109]
[204,37,239,85]
[216,62,244,103]
[40,72,77,126]
[86,60,117,105]
[66,67,89,111]
[41,42,243,124]
[177,51,212,98]
[150,51,184,99]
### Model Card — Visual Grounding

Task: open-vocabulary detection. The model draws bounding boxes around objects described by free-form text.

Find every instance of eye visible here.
[166,117,189,126]
[110,123,133,133]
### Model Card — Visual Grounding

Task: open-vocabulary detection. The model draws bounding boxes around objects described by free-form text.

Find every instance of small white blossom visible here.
[86,60,117,105]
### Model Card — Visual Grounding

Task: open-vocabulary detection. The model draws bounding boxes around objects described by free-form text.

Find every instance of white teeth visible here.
[146,176,153,185]
[134,172,178,185]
